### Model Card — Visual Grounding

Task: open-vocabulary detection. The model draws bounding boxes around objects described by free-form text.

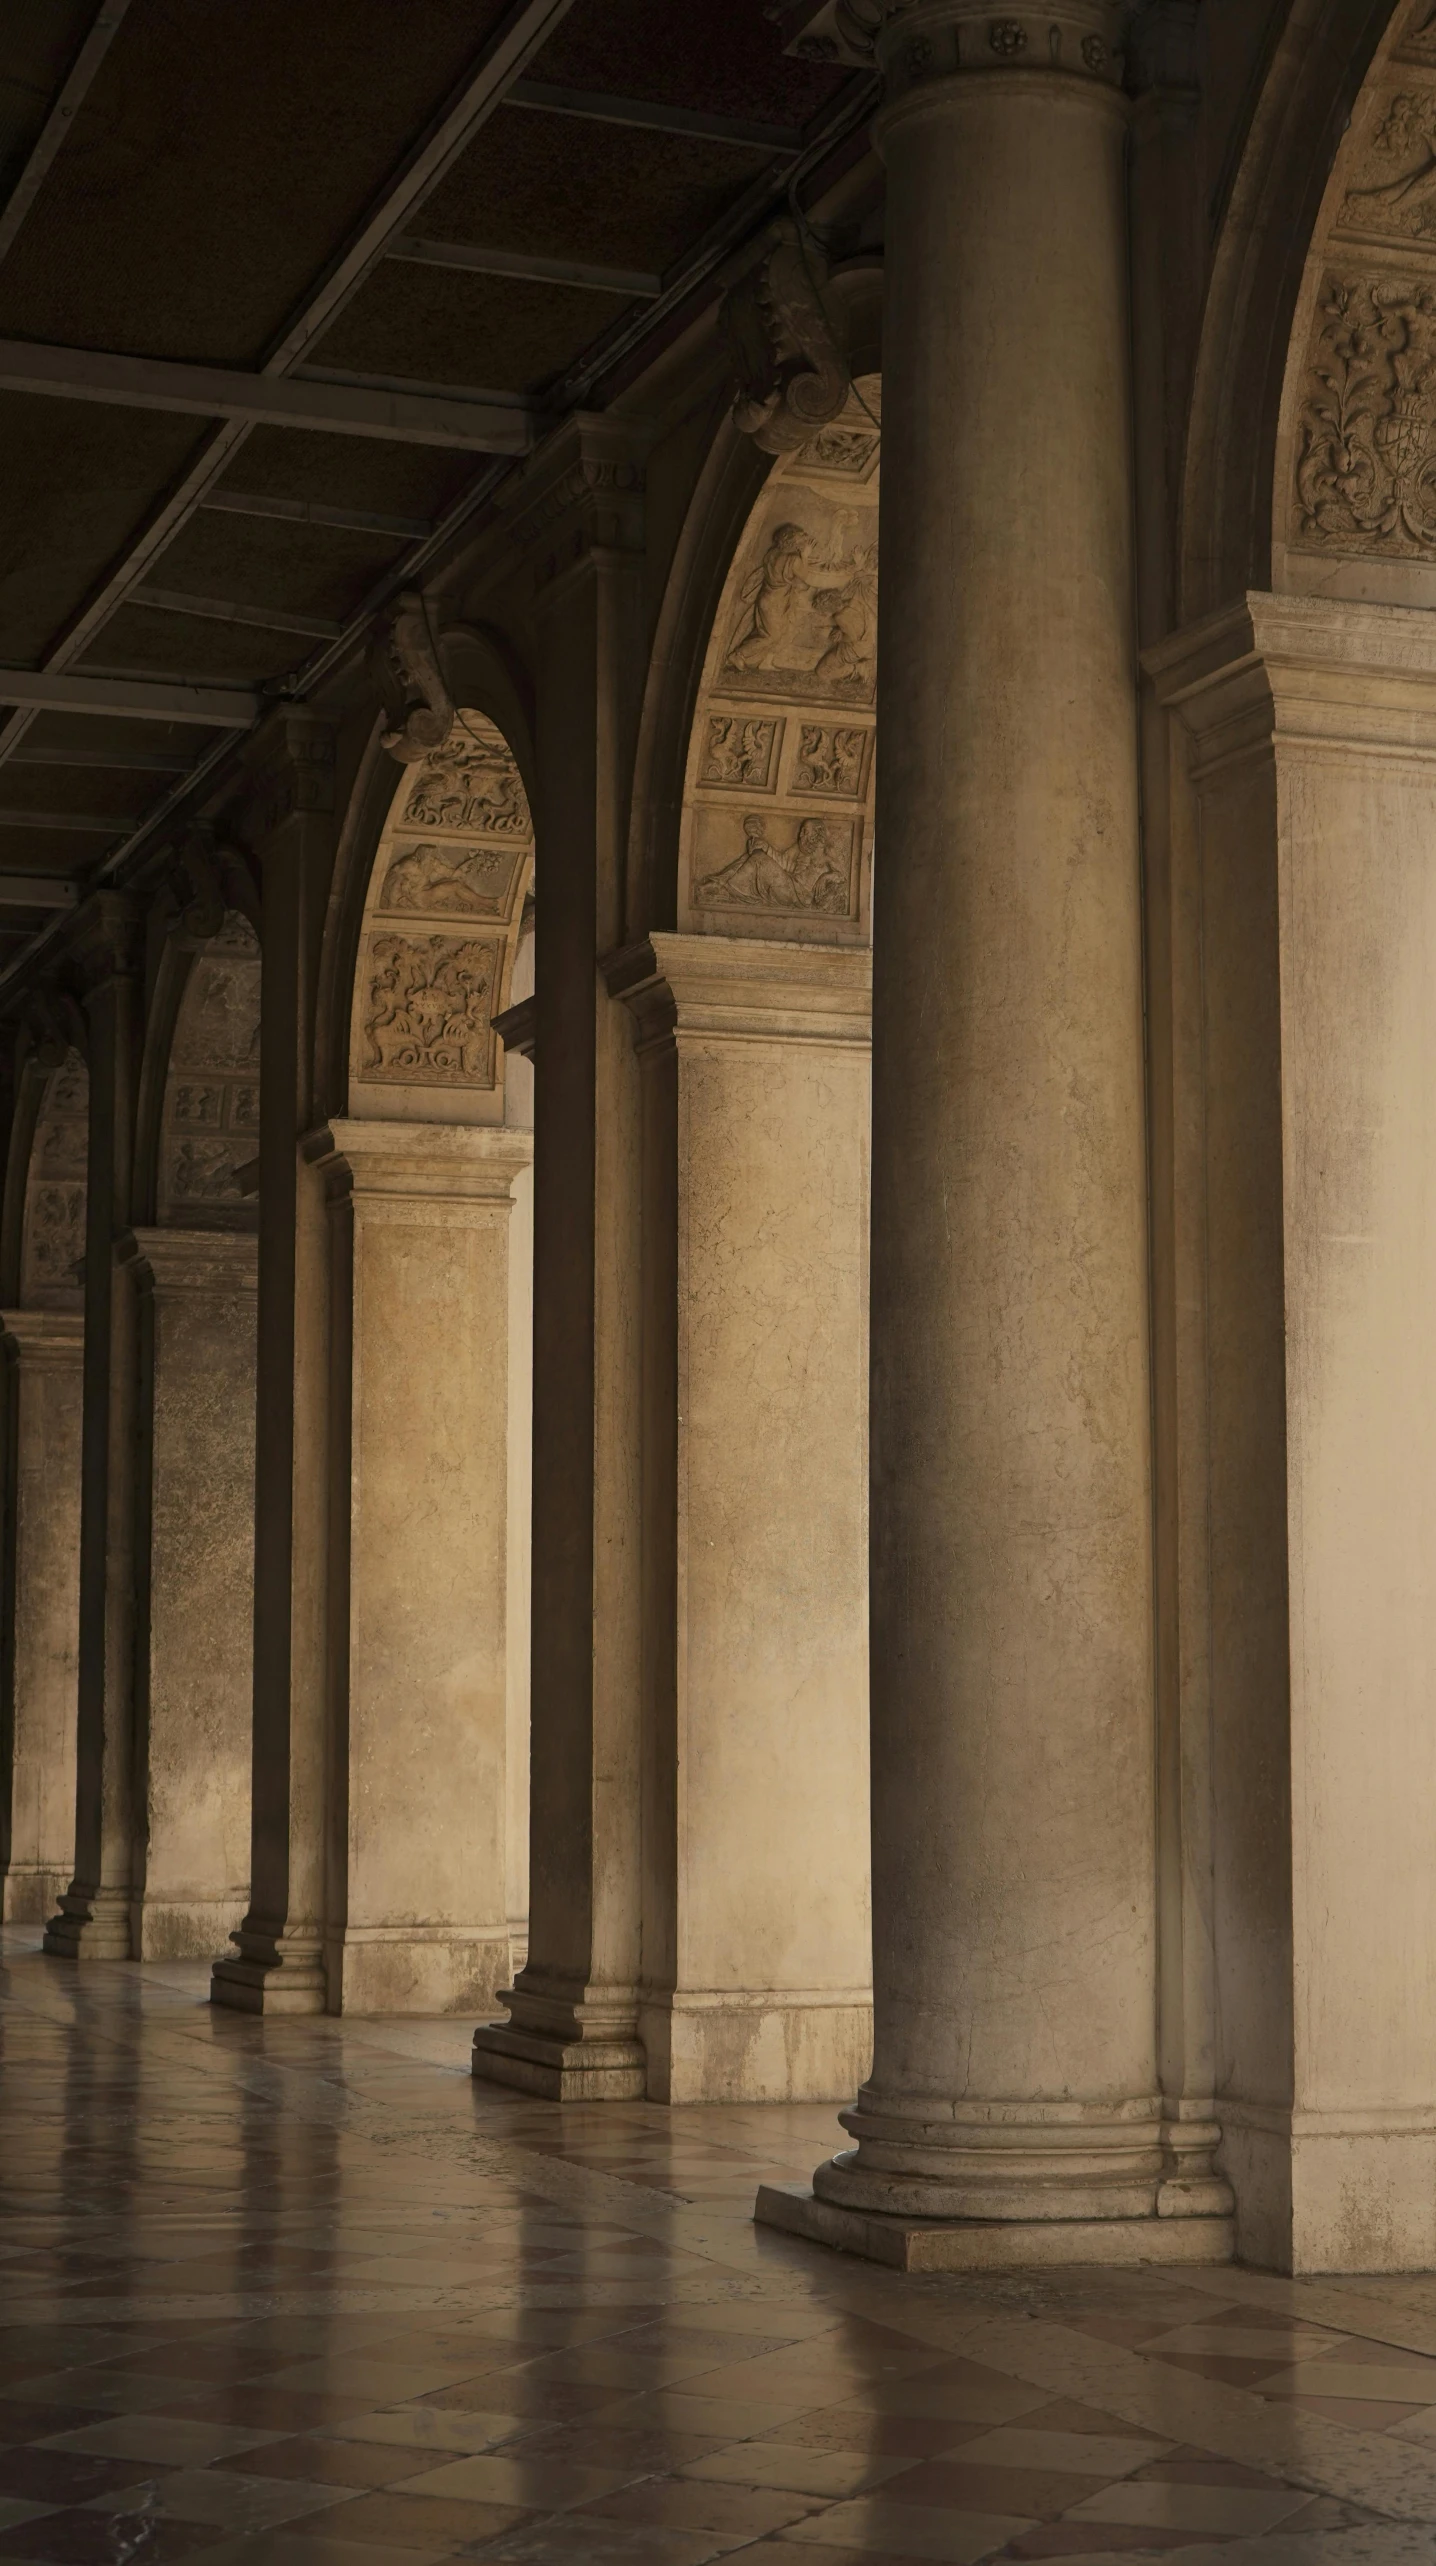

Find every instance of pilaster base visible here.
[328,1926,512,2019]
[3,1866,71,1927]
[43,1888,132,1960]
[755,2182,1235,2272]
[641,1991,872,2104]
[472,1972,646,2099]
[211,1923,326,2015]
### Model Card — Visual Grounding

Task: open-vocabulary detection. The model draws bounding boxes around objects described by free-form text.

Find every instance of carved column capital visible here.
[869,0,1128,116]
[241,711,336,843]
[502,414,647,601]
[69,891,140,1003]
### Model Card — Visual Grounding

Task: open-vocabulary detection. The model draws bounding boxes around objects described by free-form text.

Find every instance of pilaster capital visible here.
[127,1226,259,1294]
[1147,590,1436,777]
[241,710,336,844]
[0,1305,85,1363]
[864,0,1128,117]
[502,414,647,602]
[607,931,872,1052]
[69,891,141,1003]
[313,1117,533,1207]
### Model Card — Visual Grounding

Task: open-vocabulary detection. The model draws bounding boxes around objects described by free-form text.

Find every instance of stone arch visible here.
[1272,0,1436,601]
[322,703,536,2015]
[19,1051,88,1309]
[1,1047,87,1921]
[675,381,879,946]
[1178,0,1397,617]
[347,710,534,1124]
[155,915,261,1228]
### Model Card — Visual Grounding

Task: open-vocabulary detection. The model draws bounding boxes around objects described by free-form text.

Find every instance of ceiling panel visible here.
[0,395,210,664]
[310,263,632,395]
[0,762,156,822]
[206,426,478,524]
[0,0,515,365]
[529,0,847,124]
[80,606,299,686]
[419,106,770,275]
[156,511,406,627]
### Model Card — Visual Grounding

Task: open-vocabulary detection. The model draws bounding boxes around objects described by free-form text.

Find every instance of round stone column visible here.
[818,0,1173,2244]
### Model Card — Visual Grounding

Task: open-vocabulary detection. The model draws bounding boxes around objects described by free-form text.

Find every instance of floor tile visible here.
[89,2467,355,2532]
[296,2487,532,2548]
[391,2449,639,2505]
[776,2496,1033,2558]
[40,2419,286,2467]
[1063,2476,1314,2532]
[1260,2361,1436,2403]
[683,2443,911,2498]
[939,2430,1162,2479]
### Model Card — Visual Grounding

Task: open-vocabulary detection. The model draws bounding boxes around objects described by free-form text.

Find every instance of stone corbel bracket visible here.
[374,587,455,765]
[163,823,261,945]
[723,217,851,456]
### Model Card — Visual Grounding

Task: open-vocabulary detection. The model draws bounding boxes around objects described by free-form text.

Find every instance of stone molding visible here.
[608,931,872,1053]
[1148,588,1436,773]
[0,1306,84,1363]
[498,413,647,601]
[869,0,1128,122]
[241,711,336,843]
[68,891,140,1000]
[128,1227,259,1295]
[317,1117,533,1206]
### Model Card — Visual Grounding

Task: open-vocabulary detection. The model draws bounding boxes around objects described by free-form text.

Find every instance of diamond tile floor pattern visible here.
[1,1934,1435,2564]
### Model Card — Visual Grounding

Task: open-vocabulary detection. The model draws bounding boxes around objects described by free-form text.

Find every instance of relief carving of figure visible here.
[363,935,496,1084]
[379,839,515,917]
[724,523,813,672]
[404,741,530,836]
[696,812,851,916]
[810,548,877,692]
[1342,95,1436,236]
[26,1185,85,1288]
[1296,279,1436,551]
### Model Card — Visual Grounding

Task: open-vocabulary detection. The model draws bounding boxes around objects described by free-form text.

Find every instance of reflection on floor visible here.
[0,1935,1434,2564]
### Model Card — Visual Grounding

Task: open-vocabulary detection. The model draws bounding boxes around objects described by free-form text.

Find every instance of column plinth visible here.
[756,0,1231,2266]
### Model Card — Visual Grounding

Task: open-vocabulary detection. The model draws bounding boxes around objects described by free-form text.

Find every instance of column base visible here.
[472,1970,646,2100]
[42,1887,132,1959]
[755,2182,1235,2272]
[3,1866,71,1927]
[327,1925,512,2018]
[211,1920,326,2015]
[640,1990,872,2104]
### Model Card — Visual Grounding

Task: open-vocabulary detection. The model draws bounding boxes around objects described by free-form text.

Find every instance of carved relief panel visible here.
[349,710,534,1124]
[679,383,878,943]
[158,912,261,1228]
[21,1053,88,1307]
[1279,4,1436,598]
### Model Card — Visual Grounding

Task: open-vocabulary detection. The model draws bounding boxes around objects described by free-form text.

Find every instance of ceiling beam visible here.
[0,338,535,452]
[0,0,137,271]
[0,808,120,834]
[505,79,803,155]
[387,234,660,298]
[131,584,343,641]
[0,0,578,783]
[0,670,260,726]
[0,875,80,909]
[9,742,195,772]
[199,488,433,543]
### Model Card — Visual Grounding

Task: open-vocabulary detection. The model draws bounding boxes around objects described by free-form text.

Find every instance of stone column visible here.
[616,934,872,2103]
[0,1311,83,1923]
[1152,594,1436,2274]
[761,0,1227,2268]
[322,1120,532,2015]
[213,717,335,2014]
[474,420,648,2098]
[46,896,142,1962]
[131,1228,256,1960]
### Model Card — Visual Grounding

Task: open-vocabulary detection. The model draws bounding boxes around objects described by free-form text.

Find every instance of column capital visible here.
[869,1,1127,118]
[68,891,141,1002]
[1148,589,1436,775]
[241,710,336,844]
[608,931,872,1053]
[314,1117,533,1205]
[501,413,648,603]
[0,1305,85,1362]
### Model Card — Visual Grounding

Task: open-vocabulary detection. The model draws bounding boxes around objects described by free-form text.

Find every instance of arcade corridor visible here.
[0,1933,1430,2564]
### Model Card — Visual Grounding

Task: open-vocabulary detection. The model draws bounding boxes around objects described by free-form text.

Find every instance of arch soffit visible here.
[16,1049,89,1312]
[0,1037,63,1307]
[315,624,536,1123]
[149,916,261,1231]
[1179,0,1396,621]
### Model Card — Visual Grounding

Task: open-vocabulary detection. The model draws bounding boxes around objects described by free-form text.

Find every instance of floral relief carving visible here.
[721,520,877,704]
[796,425,880,479]
[401,736,530,836]
[1296,278,1436,552]
[695,811,857,917]
[159,913,261,1230]
[793,723,872,798]
[378,838,525,919]
[700,716,781,789]
[363,935,499,1084]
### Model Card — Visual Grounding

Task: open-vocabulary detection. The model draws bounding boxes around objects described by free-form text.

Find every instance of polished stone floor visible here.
[1,1935,1435,2565]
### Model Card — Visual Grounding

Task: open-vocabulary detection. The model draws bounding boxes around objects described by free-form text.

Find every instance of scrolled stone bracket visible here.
[722,217,851,456]
[374,588,454,765]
